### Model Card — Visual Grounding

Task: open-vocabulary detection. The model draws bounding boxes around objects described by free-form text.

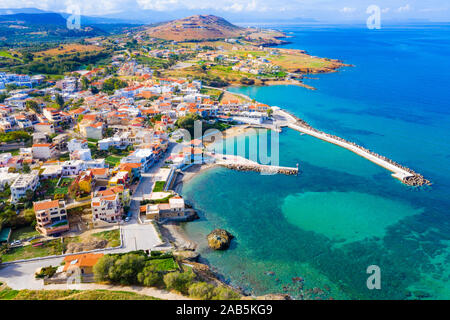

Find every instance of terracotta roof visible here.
[33,143,52,147]
[33,200,60,211]
[63,253,104,272]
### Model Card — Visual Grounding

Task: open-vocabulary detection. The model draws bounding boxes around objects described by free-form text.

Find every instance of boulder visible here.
[207,229,234,250]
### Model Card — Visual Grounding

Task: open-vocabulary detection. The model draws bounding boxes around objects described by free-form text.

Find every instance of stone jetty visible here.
[212,153,298,176]
[277,109,431,187]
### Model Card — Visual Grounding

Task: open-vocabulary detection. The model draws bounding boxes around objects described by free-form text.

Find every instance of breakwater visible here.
[278,110,431,187]
[213,154,298,176]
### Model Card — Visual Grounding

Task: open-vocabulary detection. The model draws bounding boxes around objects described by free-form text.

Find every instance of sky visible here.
[0,0,449,23]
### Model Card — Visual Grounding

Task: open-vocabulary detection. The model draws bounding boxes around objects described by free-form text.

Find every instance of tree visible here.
[54,93,64,109]
[163,271,195,294]
[93,255,116,282]
[212,286,241,300]
[24,208,36,224]
[188,282,215,300]
[90,86,99,94]
[81,77,90,90]
[101,77,127,94]
[107,254,146,285]
[25,100,39,112]
[267,108,273,117]
[21,163,31,173]
[137,265,162,287]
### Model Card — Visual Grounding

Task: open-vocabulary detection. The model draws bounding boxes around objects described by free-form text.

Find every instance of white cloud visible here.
[397,4,411,13]
[382,8,390,13]
[137,0,180,11]
[339,7,356,14]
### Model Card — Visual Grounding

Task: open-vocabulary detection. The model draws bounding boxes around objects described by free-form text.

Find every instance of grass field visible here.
[1,239,63,262]
[152,181,166,193]
[0,50,22,62]
[105,155,123,167]
[0,287,160,300]
[10,226,40,242]
[148,257,178,271]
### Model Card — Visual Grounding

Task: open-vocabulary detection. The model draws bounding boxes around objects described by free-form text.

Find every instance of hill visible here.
[143,15,243,41]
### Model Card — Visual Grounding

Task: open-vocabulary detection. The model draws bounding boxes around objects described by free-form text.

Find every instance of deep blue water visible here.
[181,24,450,299]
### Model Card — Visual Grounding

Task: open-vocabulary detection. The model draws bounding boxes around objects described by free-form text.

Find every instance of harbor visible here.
[271,109,431,187]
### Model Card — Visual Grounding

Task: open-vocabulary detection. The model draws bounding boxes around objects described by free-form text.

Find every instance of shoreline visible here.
[207,84,431,186]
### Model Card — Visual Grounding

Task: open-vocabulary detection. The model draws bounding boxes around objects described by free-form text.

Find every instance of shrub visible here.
[163,271,195,294]
[212,286,241,300]
[188,282,215,300]
[35,266,57,279]
[137,265,162,287]
[107,254,146,285]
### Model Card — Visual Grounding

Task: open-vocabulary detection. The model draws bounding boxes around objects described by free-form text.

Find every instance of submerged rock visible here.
[207,229,234,250]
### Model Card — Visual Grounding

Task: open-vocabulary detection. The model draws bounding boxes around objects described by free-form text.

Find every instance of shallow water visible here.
[180,24,450,300]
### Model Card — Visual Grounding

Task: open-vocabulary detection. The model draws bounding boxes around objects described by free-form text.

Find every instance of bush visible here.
[137,265,162,287]
[94,251,176,286]
[107,254,146,285]
[188,282,215,300]
[35,266,57,279]
[212,286,241,300]
[163,271,195,294]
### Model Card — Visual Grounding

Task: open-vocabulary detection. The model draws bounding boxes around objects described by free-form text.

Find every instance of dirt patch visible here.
[65,239,108,253]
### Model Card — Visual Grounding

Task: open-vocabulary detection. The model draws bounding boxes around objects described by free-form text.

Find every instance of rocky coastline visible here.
[219,163,298,175]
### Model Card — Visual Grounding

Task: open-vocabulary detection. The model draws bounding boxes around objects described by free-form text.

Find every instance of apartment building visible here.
[34,122,55,134]
[33,199,69,236]
[67,139,88,153]
[120,148,155,172]
[91,188,123,223]
[10,171,39,202]
[43,108,62,123]
[61,160,86,176]
[32,143,58,160]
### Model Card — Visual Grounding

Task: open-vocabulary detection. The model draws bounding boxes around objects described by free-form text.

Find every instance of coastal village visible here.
[0,14,431,301]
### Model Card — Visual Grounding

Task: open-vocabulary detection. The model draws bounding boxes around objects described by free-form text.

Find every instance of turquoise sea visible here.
[180,24,450,299]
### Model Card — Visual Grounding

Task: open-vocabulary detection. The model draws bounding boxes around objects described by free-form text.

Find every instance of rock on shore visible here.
[207,229,234,250]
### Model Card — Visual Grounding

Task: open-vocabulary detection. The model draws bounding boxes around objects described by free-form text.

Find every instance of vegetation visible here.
[10,49,112,75]
[176,113,231,136]
[93,251,179,286]
[0,286,160,300]
[10,225,39,242]
[101,77,127,94]
[163,271,195,295]
[188,281,215,300]
[152,181,166,193]
[35,266,58,279]
[0,239,63,262]
[92,229,121,247]
[0,131,31,143]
